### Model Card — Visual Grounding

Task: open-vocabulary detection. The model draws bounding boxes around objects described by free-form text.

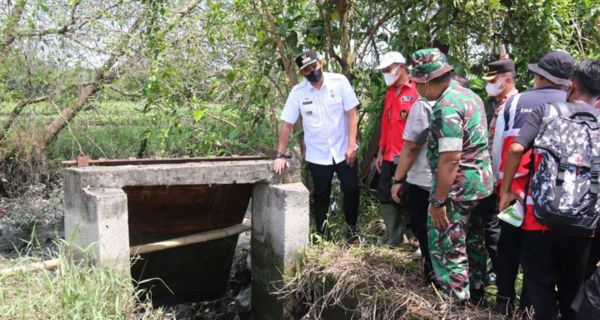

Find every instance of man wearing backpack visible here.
[499,59,600,320]
[493,50,574,315]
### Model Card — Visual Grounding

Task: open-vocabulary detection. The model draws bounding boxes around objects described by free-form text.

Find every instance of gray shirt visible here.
[402,99,433,189]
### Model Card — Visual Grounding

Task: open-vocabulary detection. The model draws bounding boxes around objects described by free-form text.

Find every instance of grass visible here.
[0,241,164,319]
[1,100,275,164]
[280,243,507,320]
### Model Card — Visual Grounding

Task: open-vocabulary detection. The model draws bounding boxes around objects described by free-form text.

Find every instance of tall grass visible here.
[0,243,163,319]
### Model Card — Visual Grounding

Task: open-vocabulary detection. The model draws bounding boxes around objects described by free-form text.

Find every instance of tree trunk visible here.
[37,0,202,154]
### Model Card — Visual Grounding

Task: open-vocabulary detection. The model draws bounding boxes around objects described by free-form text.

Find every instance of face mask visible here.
[383,68,400,86]
[485,81,505,97]
[306,68,323,83]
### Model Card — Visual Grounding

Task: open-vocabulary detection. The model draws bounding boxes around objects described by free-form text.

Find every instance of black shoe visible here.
[469,287,485,306]
[345,225,359,245]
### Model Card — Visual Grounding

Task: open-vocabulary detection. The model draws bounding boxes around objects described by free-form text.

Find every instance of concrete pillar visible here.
[251,182,310,320]
[64,185,130,273]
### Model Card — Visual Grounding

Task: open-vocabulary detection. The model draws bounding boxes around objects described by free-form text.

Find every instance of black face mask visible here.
[306,68,323,83]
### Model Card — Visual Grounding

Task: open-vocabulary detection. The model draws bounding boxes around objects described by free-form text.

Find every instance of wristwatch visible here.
[429,198,447,208]
[275,152,292,159]
[391,177,405,185]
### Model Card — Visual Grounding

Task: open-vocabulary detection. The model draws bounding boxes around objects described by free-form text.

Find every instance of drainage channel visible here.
[59,156,310,319]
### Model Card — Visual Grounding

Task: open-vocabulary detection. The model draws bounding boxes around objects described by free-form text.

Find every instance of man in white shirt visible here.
[273,50,361,243]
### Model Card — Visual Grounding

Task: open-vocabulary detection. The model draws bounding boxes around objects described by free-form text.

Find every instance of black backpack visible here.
[530,102,600,235]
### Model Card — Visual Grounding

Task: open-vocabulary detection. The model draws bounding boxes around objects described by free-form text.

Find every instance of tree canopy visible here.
[0,0,598,189]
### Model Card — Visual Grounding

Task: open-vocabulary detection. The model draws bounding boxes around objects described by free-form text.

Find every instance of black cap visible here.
[295,51,319,70]
[482,59,515,81]
[527,50,574,86]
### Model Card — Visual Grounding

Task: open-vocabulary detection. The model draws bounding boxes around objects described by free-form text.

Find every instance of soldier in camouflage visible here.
[410,48,494,302]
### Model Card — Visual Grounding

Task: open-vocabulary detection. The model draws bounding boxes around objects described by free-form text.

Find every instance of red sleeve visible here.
[379,97,388,149]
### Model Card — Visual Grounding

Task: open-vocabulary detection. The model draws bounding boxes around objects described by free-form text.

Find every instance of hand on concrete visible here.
[375,151,383,173]
[345,148,357,167]
[273,158,288,175]
[391,183,403,203]
[429,204,449,230]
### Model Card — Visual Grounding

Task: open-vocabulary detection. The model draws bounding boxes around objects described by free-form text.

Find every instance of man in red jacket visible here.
[374,51,419,246]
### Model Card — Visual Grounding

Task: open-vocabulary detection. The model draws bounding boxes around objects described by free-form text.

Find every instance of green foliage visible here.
[0,243,163,319]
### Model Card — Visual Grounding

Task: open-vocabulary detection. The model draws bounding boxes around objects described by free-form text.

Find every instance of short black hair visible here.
[572,59,600,97]
[430,70,454,84]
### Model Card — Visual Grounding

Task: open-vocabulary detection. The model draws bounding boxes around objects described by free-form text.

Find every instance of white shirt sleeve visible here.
[402,101,429,145]
[340,76,360,111]
[491,104,505,181]
[280,92,300,124]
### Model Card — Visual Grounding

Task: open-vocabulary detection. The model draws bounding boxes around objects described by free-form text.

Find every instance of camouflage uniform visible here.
[410,48,494,301]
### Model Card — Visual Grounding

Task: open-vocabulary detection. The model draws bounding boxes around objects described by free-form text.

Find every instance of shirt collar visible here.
[308,72,329,92]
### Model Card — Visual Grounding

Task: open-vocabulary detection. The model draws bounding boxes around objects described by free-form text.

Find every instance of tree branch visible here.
[0,95,50,143]
[38,0,203,152]
[0,0,27,65]
[255,0,297,86]
[357,7,397,63]
[317,0,345,69]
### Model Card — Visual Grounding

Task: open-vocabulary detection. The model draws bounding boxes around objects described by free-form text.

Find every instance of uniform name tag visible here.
[401,96,414,102]
[302,101,313,105]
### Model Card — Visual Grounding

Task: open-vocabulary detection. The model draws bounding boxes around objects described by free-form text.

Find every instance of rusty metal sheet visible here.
[125,184,254,305]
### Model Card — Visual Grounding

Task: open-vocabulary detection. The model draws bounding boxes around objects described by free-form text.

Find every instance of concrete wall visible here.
[252,182,310,320]
[63,159,310,315]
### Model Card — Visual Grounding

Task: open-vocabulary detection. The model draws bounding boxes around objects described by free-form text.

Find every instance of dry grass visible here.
[280,244,512,320]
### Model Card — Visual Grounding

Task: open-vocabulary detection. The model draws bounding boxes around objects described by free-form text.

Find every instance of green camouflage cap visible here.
[410,48,454,83]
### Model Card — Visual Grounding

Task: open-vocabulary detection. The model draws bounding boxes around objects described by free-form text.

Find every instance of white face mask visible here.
[485,80,505,97]
[383,67,400,86]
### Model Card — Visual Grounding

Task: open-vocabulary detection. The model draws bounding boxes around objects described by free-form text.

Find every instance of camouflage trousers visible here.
[428,200,487,301]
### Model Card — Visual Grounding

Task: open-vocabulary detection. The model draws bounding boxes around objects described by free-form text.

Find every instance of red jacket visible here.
[379,82,419,161]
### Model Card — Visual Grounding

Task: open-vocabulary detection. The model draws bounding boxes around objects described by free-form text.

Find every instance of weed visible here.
[0,241,164,319]
[280,244,507,320]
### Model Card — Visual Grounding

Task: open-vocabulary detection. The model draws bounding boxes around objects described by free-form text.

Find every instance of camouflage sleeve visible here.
[432,105,463,152]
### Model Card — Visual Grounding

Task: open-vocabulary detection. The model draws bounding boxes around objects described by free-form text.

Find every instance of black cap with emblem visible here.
[295,50,319,70]
[483,59,515,81]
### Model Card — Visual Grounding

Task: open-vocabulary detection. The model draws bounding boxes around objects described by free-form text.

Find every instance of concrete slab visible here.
[64,160,300,189]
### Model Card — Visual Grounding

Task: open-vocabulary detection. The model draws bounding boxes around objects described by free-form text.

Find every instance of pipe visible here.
[0,219,252,277]
[129,219,252,255]
[0,258,60,277]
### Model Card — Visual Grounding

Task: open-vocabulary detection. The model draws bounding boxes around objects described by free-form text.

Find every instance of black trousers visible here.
[521,231,591,320]
[585,235,600,279]
[576,266,600,320]
[403,182,433,280]
[496,220,524,304]
[377,160,396,204]
[307,160,359,233]
[472,194,500,273]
